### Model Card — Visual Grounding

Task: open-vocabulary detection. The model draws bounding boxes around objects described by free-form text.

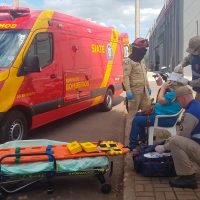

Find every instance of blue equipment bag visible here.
[133,144,176,177]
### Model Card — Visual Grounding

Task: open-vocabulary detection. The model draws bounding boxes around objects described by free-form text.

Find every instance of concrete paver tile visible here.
[135,197,155,200]
[164,192,177,200]
[135,192,154,197]
[155,192,166,200]
[154,187,173,192]
[153,183,171,188]
[135,185,144,192]
[176,195,198,200]
[144,184,154,192]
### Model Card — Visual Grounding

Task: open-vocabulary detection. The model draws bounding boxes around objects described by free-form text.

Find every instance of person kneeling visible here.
[156,86,200,189]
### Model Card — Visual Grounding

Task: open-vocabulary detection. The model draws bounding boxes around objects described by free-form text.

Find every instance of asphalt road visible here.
[5,96,126,200]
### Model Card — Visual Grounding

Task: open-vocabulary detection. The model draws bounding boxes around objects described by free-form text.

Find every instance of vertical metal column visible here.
[135,0,140,38]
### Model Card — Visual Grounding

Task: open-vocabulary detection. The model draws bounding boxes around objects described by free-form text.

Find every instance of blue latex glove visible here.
[147,88,152,95]
[126,92,134,100]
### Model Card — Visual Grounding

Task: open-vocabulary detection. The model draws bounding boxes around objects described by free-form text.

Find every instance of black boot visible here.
[169,174,197,189]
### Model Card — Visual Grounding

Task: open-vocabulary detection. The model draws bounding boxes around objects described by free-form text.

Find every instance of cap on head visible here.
[176,86,193,98]
[132,38,149,49]
[186,36,200,55]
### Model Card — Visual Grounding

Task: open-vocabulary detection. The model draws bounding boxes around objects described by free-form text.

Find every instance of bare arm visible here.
[181,54,192,68]
[157,81,173,104]
[189,79,200,87]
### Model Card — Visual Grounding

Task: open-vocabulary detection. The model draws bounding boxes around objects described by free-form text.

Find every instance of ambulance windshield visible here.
[0,30,29,68]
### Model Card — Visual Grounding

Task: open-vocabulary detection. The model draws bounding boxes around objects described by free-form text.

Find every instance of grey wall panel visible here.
[183,0,200,57]
[149,0,184,71]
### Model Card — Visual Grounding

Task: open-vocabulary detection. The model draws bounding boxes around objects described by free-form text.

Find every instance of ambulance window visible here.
[26,32,53,68]
[36,33,53,68]
[0,30,29,68]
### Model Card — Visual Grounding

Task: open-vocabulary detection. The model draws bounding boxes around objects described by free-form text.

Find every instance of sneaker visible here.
[139,140,148,147]
[169,174,197,189]
[123,145,133,151]
[131,148,140,156]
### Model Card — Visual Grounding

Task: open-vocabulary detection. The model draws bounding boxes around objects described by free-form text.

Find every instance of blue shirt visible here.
[191,55,200,92]
[186,100,200,144]
[154,90,182,115]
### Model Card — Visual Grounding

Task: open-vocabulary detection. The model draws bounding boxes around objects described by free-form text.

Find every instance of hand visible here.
[177,77,189,85]
[174,64,183,74]
[147,88,152,95]
[126,92,134,100]
[155,145,165,154]
[161,81,173,89]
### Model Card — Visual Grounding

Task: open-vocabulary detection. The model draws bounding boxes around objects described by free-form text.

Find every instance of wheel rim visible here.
[9,119,24,140]
[106,94,112,109]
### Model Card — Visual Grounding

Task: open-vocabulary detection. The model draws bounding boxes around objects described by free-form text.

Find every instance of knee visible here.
[132,116,140,126]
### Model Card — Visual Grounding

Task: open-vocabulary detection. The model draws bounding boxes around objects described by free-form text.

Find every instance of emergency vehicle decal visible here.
[0,10,54,112]
[66,77,90,90]
[0,24,17,29]
[92,29,119,106]
[91,44,105,54]
[106,44,113,61]
[16,92,36,99]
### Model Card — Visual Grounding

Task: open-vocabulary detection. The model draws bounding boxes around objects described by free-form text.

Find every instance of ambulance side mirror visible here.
[18,55,41,76]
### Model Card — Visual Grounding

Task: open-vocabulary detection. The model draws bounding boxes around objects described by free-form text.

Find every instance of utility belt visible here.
[130,83,146,88]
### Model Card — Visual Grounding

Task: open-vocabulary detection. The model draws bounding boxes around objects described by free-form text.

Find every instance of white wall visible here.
[183,0,200,57]
[183,0,200,78]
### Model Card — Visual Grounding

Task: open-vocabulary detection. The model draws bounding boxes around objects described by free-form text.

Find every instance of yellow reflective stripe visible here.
[92,29,119,106]
[0,70,9,81]
[0,10,54,112]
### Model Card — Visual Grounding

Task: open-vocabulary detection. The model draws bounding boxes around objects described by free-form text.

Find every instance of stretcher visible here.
[0,139,128,198]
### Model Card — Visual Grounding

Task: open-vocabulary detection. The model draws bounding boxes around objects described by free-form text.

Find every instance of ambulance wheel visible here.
[101,89,113,112]
[101,183,112,194]
[0,110,28,143]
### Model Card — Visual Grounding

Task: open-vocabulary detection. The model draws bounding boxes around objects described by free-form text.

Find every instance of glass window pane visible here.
[36,33,52,68]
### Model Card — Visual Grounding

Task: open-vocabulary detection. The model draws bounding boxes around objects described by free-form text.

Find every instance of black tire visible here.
[47,186,54,195]
[101,89,113,112]
[0,110,28,143]
[101,183,112,194]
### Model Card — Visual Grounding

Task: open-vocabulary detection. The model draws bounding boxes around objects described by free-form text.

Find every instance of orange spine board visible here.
[0,142,129,164]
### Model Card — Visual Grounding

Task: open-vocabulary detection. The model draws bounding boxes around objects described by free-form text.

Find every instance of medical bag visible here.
[133,144,176,177]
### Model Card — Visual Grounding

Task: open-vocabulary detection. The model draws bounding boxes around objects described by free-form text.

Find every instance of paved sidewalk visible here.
[123,72,200,200]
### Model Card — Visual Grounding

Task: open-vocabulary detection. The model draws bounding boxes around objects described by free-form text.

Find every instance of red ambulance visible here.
[0,7,129,143]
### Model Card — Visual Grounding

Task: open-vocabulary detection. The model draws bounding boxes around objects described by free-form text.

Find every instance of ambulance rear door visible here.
[62,34,91,103]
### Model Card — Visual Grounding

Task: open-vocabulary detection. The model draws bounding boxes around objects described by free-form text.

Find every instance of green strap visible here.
[15,147,20,164]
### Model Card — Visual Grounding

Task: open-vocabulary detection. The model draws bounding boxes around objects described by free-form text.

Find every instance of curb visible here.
[123,116,136,200]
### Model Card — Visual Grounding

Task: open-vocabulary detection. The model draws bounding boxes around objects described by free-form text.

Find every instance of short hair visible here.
[176,86,193,97]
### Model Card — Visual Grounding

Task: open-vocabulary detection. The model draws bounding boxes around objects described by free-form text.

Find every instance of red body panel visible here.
[0,7,129,131]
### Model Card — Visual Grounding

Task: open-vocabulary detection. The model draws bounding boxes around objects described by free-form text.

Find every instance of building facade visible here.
[183,0,200,57]
[149,0,200,72]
